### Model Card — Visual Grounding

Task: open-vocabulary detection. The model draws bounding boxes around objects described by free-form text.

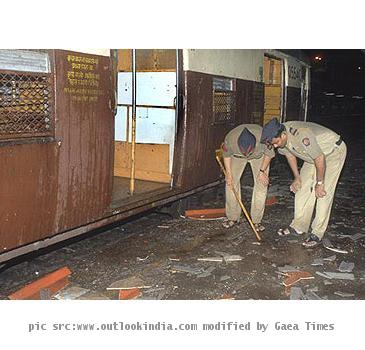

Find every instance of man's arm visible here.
[314,154,326,182]
[285,153,301,193]
[314,154,327,198]
[257,154,273,186]
[286,153,300,178]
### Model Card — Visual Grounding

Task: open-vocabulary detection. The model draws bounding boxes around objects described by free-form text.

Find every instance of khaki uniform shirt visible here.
[223,124,275,160]
[278,121,341,163]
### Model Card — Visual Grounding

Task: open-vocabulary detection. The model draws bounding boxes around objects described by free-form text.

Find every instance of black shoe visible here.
[302,233,321,248]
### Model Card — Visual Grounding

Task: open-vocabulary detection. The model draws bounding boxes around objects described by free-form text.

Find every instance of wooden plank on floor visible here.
[8,267,71,300]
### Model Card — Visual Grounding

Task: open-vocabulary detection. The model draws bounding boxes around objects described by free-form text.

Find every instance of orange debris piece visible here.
[185,208,226,219]
[8,267,71,300]
[283,271,314,287]
[118,288,141,300]
[218,293,235,300]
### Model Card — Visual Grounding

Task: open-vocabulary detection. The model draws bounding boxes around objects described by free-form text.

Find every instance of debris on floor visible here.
[77,291,110,300]
[277,265,300,273]
[184,208,226,220]
[334,291,355,298]
[339,233,365,241]
[197,266,216,278]
[218,293,235,300]
[8,266,71,300]
[136,255,150,262]
[198,255,243,263]
[54,285,90,300]
[118,288,141,300]
[311,258,324,266]
[197,257,224,262]
[106,276,152,290]
[170,264,204,275]
[305,290,323,300]
[323,255,337,262]
[315,271,355,280]
[283,271,314,287]
[322,238,349,254]
[290,287,304,300]
[338,261,355,273]
[220,275,231,282]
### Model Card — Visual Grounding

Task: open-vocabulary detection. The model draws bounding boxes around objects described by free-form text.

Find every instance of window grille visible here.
[0,71,53,140]
[212,77,235,124]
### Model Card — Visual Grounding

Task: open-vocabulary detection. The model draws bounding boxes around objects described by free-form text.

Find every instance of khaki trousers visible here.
[290,142,347,238]
[225,156,269,223]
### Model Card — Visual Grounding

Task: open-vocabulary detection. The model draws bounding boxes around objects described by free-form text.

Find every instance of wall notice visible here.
[64,54,103,103]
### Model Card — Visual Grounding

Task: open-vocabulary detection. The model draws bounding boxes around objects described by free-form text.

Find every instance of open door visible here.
[263,55,283,124]
[112,50,177,208]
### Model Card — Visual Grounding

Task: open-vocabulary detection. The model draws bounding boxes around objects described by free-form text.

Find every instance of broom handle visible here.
[216,155,262,242]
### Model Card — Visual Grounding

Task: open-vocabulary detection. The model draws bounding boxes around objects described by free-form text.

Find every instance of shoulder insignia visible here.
[302,138,310,146]
[289,127,299,136]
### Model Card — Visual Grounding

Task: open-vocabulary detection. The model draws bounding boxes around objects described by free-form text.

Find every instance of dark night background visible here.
[303,49,365,118]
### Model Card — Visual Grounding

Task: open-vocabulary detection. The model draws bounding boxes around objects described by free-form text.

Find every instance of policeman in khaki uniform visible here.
[222,124,275,230]
[259,118,347,248]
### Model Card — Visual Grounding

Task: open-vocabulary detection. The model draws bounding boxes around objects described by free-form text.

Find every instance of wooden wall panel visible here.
[114,141,171,183]
[53,50,114,232]
[264,56,281,85]
[0,142,58,251]
[117,49,176,72]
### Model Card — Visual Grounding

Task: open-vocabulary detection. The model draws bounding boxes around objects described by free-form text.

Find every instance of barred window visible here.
[0,50,53,141]
[212,77,236,124]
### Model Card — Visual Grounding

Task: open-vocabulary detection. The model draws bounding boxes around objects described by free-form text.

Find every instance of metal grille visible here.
[213,90,236,124]
[0,71,53,140]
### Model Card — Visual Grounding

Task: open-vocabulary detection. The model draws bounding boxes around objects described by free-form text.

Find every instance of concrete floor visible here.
[1,115,364,300]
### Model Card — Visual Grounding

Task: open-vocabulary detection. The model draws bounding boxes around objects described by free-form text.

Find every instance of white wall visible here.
[115,71,177,174]
[183,49,264,82]
[285,56,305,89]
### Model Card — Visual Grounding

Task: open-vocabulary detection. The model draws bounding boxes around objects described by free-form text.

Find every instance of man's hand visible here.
[315,183,327,198]
[290,177,302,193]
[257,171,269,186]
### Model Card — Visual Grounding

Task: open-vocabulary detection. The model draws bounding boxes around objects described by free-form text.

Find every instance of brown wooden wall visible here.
[118,49,176,72]
[53,50,114,231]
[173,71,264,189]
[0,142,59,249]
[0,50,114,252]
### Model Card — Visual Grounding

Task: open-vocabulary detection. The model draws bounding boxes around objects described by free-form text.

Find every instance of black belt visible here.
[335,137,343,146]
[233,154,246,159]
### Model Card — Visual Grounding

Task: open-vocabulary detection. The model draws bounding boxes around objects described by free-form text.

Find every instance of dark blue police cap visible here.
[238,128,256,155]
[260,117,283,144]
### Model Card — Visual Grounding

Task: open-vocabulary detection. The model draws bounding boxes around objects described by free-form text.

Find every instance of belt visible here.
[335,137,343,146]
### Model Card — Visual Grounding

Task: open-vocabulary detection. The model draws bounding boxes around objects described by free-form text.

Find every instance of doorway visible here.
[263,55,283,124]
[112,50,177,208]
